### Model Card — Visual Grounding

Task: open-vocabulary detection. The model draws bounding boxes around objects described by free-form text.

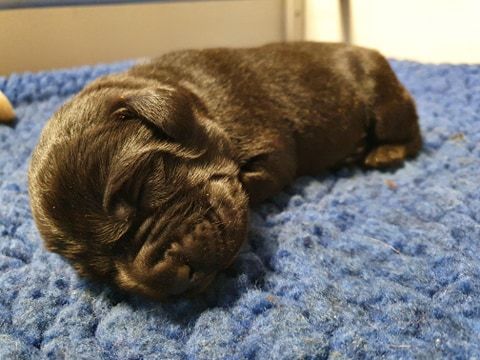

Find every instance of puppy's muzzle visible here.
[114,217,221,299]
[115,177,248,299]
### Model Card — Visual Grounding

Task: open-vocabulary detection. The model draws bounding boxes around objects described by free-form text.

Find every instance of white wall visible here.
[306,0,480,64]
[0,0,285,75]
[305,0,342,43]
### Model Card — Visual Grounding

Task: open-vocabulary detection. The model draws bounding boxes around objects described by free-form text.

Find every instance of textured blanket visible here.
[0,59,479,359]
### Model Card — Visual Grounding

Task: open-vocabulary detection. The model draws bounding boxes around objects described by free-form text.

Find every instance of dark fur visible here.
[28,42,421,300]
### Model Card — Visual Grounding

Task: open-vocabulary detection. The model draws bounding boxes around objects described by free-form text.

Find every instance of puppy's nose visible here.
[163,263,191,295]
[187,272,216,294]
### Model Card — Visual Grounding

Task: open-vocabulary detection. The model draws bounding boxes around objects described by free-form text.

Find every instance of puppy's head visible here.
[28,75,249,300]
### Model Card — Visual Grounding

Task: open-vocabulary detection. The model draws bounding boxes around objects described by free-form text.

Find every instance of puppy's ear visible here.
[111,87,200,145]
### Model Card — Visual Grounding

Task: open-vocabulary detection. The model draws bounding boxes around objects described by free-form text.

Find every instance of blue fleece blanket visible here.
[1,59,479,359]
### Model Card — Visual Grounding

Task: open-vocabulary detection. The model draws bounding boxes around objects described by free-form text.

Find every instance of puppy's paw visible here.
[364,145,407,168]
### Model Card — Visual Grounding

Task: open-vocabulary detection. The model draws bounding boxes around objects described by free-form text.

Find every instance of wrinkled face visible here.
[28,75,249,300]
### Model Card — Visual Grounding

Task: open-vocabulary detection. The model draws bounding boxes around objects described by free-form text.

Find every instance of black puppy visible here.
[28,42,421,300]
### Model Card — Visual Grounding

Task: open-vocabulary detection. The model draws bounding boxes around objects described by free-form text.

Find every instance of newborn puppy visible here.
[28,42,421,300]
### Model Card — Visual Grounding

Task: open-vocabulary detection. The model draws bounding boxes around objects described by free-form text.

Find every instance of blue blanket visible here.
[1,59,479,359]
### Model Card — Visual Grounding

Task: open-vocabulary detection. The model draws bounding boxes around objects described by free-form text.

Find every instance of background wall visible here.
[3,0,480,75]
[0,0,285,75]
[306,0,480,64]
[305,0,341,43]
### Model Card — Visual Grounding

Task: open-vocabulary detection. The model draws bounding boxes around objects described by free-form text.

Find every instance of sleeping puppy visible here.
[28,42,422,300]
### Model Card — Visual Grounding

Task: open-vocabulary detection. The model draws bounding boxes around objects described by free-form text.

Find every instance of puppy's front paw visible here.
[364,145,407,168]
[239,152,284,205]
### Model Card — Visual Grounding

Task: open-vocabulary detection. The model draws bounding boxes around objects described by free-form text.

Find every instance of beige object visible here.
[0,91,16,123]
